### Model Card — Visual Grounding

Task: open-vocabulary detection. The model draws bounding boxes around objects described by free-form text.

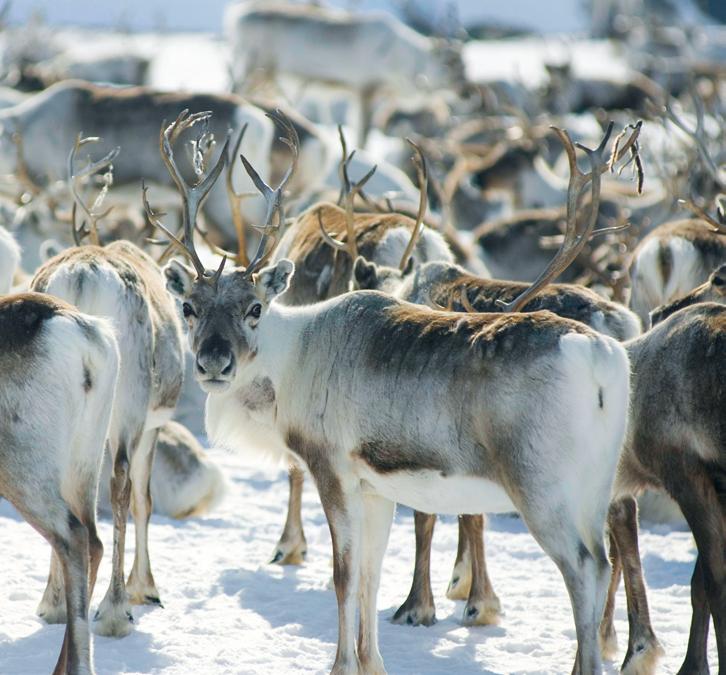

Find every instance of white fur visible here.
[358,471,516,515]
[630,236,703,324]
[0,226,20,294]
[373,227,454,269]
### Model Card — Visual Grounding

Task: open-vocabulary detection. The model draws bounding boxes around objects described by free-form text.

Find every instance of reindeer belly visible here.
[358,466,516,515]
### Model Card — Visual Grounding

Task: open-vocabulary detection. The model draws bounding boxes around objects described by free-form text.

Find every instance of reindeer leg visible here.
[446,515,473,600]
[521,500,610,675]
[94,441,134,637]
[37,549,67,624]
[357,84,377,150]
[270,463,307,565]
[462,514,502,626]
[54,512,92,675]
[598,531,622,661]
[127,428,163,606]
[392,511,437,626]
[665,462,726,674]
[315,472,362,675]
[608,496,663,675]
[677,553,710,675]
[358,493,394,675]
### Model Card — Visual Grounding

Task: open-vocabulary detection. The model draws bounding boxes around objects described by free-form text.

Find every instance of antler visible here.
[150,109,229,280]
[318,125,377,263]
[225,123,253,266]
[67,133,120,246]
[239,109,299,279]
[496,120,643,313]
[660,90,725,191]
[678,194,726,233]
[397,138,429,272]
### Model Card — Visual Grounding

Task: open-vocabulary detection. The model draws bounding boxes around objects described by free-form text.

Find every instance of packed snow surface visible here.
[0,448,716,674]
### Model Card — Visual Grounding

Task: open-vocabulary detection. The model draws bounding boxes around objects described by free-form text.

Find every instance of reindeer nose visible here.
[196,336,234,379]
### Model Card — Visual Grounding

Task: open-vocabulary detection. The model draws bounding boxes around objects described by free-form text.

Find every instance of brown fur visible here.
[0,292,74,351]
[285,202,425,300]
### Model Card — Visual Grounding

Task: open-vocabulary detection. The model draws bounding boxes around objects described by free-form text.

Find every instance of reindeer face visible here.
[164,259,294,393]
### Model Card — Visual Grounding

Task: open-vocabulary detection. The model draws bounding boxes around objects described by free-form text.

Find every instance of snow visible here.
[0,448,717,674]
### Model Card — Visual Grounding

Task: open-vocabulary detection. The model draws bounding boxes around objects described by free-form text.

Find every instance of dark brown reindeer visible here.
[598,300,726,675]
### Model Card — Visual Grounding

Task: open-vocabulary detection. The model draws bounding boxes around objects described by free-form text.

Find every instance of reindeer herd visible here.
[0,1,725,674]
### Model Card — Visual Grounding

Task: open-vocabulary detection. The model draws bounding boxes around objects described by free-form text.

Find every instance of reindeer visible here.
[30,130,187,636]
[629,197,726,326]
[0,224,19,293]
[0,79,328,248]
[265,132,455,565]
[0,292,119,674]
[597,300,726,675]
[350,122,643,628]
[224,1,465,147]
[155,111,631,674]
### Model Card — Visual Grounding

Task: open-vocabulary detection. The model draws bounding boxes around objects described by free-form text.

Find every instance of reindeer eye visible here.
[182,302,196,318]
[248,303,262,319]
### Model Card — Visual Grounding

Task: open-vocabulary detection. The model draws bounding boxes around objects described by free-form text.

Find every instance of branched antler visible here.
[238,109,299,279]
[67,133,120,246]
[496,120,643,312]
[318,126,377,263]
[145,109,229,282]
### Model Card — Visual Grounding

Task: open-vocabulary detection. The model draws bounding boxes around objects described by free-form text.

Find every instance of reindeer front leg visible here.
[358,493,394,674]
[316,472,363,675]
[270,463,308,565]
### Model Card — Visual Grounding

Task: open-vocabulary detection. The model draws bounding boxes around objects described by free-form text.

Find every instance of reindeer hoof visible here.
[269,538,307,565]
[621,638,664,675]
[446,564,472,600]
[391,598,436,627]
[37,598,67,625]
[599,626,618,661]
[462,596,502,626]
[127,575,162,607]
[93,599,135,638]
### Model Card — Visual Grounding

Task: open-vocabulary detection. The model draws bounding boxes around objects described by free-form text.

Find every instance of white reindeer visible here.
[153,112,631,674]
[30,132,188,637]
[225,1,465,146]
[0,292,119,674]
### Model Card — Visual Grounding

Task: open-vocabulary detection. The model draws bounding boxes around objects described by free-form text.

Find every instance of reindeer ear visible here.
[353,256,378,290]
[164,260,195,299]
[256,258,294,302]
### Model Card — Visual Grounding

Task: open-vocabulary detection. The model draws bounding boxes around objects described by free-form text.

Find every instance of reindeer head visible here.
[145,108,299,393]
[164,258,293,392]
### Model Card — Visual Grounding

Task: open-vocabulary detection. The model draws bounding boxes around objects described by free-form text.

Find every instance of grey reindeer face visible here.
[164,259,294,393]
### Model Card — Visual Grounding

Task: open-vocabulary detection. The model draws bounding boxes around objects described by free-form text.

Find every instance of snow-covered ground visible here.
[0,448,716,674]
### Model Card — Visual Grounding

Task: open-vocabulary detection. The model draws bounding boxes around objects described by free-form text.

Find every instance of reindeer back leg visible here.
[127,427,162,606]
[392,511,437,627]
